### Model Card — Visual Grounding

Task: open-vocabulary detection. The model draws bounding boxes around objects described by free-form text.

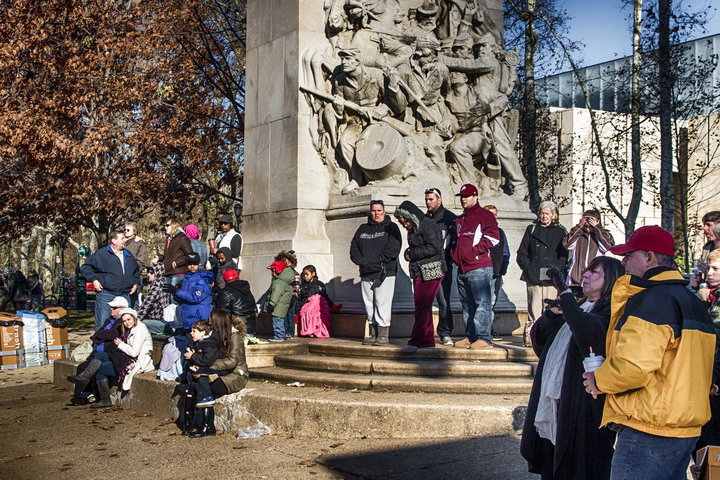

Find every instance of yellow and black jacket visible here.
[595,266,716,438]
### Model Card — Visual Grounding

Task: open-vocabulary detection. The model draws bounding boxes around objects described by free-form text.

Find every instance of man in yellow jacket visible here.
[583,225,716,479]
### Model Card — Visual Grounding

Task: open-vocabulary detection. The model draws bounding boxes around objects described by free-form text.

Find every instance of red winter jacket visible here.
[450,203,499,274]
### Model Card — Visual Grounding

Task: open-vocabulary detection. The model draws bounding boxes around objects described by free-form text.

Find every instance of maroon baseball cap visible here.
[455,184,479,196]
[609,225,675,256]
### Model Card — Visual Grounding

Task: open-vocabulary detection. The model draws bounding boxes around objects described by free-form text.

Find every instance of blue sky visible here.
[560,0,720,68]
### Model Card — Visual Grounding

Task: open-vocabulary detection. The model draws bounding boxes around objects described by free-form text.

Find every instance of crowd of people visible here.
[63,194,720,467]
[69,212,337,437]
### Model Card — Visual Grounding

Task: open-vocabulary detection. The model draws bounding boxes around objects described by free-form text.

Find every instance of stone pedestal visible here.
[243,0,534,328]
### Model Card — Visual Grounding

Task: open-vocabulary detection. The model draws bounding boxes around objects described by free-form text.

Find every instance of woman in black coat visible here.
[517,201,568,347]
[394,200,446,352]
[520,256,624,480]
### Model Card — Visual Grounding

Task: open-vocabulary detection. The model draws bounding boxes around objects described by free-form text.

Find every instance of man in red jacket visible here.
[449,184,500,348]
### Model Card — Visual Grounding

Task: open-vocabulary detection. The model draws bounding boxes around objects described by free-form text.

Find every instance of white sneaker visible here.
[441,337,453,346]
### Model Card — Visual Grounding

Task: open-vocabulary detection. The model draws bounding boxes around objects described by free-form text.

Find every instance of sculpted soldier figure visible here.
[443,33,527,196]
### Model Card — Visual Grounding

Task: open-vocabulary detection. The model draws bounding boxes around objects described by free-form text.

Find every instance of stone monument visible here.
[243,0,534,335]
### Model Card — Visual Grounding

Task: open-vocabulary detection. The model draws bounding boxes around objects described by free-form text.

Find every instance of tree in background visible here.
[504,0,581,210]
[0,0,245,246]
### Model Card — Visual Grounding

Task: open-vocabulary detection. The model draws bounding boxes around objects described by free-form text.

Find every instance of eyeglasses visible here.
[425,188,441,197]
[370,200,384,206]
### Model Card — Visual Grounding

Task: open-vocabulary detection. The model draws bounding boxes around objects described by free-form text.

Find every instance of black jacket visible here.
[520,293,615,480]
[426,204,456,265]
[190,331,223,368]
[349,214,402,280]
[215,280,257,319]
[517,222,568,286]
[395,201,446,278]
[299,279,334,309]
[490,228,510,277]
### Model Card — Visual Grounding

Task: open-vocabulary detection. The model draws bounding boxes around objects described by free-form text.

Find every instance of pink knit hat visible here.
[185,224,200,240]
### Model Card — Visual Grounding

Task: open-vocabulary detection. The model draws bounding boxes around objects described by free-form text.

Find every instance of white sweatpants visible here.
[360,276,396,327]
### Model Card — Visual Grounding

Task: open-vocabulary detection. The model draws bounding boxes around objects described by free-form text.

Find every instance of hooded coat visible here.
[176,270,215,329]
[394,201,446,279]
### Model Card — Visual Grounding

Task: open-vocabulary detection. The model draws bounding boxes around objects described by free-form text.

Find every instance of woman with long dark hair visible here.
[521,256,625,479]
[178,309,249,437]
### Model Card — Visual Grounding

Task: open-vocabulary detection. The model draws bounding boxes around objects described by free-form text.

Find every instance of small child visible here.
[213,247,239,293]
[184,320,225,408]
[265,260,294,342]
[298,265,336,338]
[275,250,300,339]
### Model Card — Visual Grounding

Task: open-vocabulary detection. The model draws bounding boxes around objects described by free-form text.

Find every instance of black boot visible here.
[372,326,389,345]
[181,393,195,436]
[362,323,378,345]
[189,407,216,438]
[67,358,102,385]
[90,378,112,408]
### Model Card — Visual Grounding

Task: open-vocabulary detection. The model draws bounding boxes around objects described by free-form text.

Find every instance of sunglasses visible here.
[370,200,384,206]
[164,223,171,227]
[124,228,132,232]
[219,222,230,225]
[425,188,441,197]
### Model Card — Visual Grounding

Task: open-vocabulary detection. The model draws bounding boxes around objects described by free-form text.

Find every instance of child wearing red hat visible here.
[265,260,294,342]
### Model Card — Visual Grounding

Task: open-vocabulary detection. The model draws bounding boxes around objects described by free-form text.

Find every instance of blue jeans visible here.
[435,263,454,338]
[271,315,286,340]
[610,426,697,480]
[165,274,184,306]
[285,299,297,337]
[490,275,503,327]
[94,290,127,331]
[456,266,493,343]
[93,351,116,381]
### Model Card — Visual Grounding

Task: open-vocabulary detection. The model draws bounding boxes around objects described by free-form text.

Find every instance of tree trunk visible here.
[522,0,540,210]
[627,0,644,238]
[658,0,674,232]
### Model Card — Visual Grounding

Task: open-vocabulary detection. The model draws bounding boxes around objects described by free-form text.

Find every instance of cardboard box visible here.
[0,312,24,369]
[696,445,720,480]
[42,307,69,362]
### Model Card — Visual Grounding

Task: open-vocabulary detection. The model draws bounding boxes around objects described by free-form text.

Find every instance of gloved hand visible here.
[266,304,274,315]
[162,284,177,294]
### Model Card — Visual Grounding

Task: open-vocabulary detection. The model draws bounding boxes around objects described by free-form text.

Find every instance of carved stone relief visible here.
[301,0,527,198]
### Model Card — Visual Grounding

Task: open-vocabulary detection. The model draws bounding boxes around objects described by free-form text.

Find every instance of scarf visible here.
[534,299,596,445]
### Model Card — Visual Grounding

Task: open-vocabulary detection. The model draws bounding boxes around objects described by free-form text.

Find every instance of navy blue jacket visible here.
[80,245,140,295]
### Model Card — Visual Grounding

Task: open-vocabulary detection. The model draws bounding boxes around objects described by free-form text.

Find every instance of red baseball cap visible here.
[455,184,479,196]
[609,225,675,256]
[223,269,239,282]
[266,260,287,274]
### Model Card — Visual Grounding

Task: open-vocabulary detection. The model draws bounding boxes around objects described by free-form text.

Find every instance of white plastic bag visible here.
[70,341,93,362]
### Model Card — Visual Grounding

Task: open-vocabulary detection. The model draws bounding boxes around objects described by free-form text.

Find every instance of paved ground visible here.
[0,365,535,480]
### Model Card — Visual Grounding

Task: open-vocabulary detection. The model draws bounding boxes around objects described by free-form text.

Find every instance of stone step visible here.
[53,359,530,439]
[250,366,533,394]
[304,338,538,362]
[273,354,535,378]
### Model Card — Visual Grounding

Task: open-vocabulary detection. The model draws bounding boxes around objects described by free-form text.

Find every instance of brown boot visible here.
[469,339,493,349]
[362,323,378,345]
[372,326,389,345]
